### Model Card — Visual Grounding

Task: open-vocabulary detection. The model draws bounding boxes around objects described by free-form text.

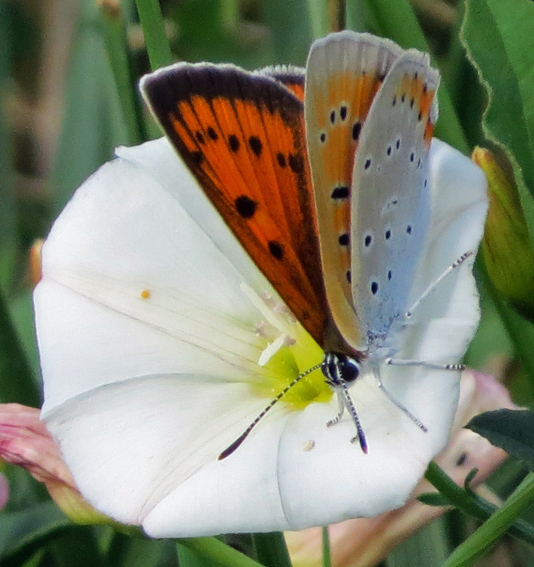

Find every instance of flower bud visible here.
[0,404,130,528]
[473,147,534,320]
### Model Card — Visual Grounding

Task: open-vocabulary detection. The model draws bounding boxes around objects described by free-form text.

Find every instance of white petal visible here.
[37,142,273,412]
[399,138,488,365]
[115,139,269,293]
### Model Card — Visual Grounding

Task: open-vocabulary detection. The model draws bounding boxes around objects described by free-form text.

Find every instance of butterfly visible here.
[140,30,463,457]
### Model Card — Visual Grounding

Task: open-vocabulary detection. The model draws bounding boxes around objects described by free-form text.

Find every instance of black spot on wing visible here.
[268,241,284,260]
[235,195,258,218]
[338,233,350,246]
[331,186,350,200]
[288,153,305,174]
[207,126,218,140]
[249,136,262,157]
[228,134,240,153]
[190,151,203,165]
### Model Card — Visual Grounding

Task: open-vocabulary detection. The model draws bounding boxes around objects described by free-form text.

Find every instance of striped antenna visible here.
[218,361,323,460]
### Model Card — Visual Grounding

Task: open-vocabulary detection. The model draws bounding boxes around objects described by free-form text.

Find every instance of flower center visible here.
[242,284,333,409]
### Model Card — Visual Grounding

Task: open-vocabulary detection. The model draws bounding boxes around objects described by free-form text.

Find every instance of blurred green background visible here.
[1,0,534,565]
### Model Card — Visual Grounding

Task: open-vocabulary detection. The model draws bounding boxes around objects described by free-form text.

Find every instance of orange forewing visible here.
[310,70,384,296]
[142,64,329,348]
[262,67,306,101]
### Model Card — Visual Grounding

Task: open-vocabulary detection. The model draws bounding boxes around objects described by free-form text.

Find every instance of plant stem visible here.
[425,462,534,545]
[178,537,267,567]
[442,472,534,566]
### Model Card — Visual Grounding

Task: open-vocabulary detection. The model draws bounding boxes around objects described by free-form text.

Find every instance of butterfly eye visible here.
[321,353,360,386]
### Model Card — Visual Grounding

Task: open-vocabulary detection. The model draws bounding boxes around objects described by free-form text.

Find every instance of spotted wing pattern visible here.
[350,50,439,345]
[304,32,402,352]
[141,64,330,348]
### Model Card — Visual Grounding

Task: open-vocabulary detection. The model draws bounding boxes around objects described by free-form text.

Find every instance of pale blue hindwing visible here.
[350,52,440,348]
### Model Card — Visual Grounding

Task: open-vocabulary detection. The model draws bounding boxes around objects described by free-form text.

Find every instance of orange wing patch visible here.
[396,72,437,146]
[142,64,328,348]
[310,70,384,280]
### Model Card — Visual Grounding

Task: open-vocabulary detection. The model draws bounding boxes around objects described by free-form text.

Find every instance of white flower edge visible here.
[35,137,487,537]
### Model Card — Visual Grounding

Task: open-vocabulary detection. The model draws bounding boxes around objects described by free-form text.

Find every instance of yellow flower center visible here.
[242,283,333,409]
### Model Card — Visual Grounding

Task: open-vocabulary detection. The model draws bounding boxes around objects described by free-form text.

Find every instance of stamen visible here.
[241,283,290,333]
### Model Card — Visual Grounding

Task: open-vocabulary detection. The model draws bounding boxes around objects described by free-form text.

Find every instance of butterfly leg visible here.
[327,394,345,427]
[386,358,464,371]
[405,251,474,318]
[328,383,368,453]
[374,364,428,432]
[382,247,469,430]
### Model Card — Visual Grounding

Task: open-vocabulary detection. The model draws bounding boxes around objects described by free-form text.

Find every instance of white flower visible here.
[34,136,487,538]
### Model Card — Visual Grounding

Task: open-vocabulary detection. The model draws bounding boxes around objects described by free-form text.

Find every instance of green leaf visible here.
[48,527,112,567]
[0,286,39,407]
[461,0,534,241]
[109,533,171,567]
[51,4,129,217]
[252,532,292,567]
[262,0,315,65]
[177,542,220,567]
[417,492,450,507]
[386,518,450,567]
[466,409,534,470]
[474,260,534,398]
[442,472,534,566]
[0,502,72,563]
[0,0,17,291]
[424,462,534,546]
[134,0,173,70]
[99,3,147,145]
[322,526,331,567]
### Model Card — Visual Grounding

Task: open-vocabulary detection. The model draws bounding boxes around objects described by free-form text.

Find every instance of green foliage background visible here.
[2,0,534,566]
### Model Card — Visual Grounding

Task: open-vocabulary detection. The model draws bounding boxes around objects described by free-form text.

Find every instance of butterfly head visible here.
[321,351,362,388]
